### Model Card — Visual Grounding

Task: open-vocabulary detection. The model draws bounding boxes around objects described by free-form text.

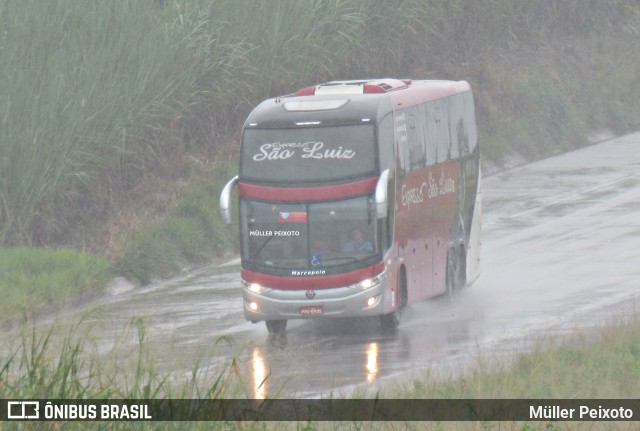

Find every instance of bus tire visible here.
[446,249,462,301]
[265,320,287,334]
[380,309,401,331]
[458,245,467,289]
[380,268,406,331]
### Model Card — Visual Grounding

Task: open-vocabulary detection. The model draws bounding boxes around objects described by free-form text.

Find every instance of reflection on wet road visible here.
[243,297,483,397]
[21,133,640,397]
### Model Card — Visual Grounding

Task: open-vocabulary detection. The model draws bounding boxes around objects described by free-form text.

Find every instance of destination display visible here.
[241,124,376,182]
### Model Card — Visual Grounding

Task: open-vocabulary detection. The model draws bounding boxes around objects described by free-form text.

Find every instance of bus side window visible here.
[408,113,424,170]
[435,105,449,163]
[457,118,469,157]
[395,112,409,176]
[425,105,437,166]
[448,95,462,160]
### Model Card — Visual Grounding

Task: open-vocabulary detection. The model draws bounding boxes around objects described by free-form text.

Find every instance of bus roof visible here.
[388,80,471,109]
[243,79,471,129]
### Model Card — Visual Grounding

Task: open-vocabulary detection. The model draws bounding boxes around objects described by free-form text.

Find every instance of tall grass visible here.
[0,320,252,431]
[0,0,370,247]
[0,1,200,245]
[361,322,640,431]
[163,0,369,150]
[0,0,638,273]
[347,0,640,160]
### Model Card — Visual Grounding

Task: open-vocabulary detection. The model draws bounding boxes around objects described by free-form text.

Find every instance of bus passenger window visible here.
[457,118,469,156]
[408,113,424,170]
[434,106,449,163]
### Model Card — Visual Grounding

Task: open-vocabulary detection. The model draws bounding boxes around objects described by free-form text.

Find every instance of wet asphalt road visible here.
[17,132,640,398]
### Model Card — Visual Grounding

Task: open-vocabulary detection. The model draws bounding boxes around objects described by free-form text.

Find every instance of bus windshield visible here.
[241,124,376,183]
[240,195,378,272]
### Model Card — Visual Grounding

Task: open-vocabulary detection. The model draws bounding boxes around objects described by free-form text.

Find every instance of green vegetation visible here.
[396,322,640,399]
[362,321,640,430]
[114,162,237,284]
[0,247,110,320]
[0,321,252,430]
[0,0,638,313]
[0,1,198,246]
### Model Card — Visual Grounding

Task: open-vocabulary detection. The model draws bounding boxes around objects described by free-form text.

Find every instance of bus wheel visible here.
[380,271,405,331]
[446,249,462,301]
[380,310,401,331]
[457,246,467,290]
[265,320,287,334]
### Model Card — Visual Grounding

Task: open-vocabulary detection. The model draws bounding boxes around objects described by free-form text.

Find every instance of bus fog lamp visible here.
[248,301,260,312]
[365,295,380,308]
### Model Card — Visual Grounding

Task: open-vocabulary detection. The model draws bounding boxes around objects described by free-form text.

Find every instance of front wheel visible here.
[379,309,401,331]
[380,282,403,331]
[265,320,287,334]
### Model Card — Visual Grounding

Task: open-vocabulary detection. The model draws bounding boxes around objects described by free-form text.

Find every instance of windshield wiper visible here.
[312,253,377,265]
[252,222,286,259]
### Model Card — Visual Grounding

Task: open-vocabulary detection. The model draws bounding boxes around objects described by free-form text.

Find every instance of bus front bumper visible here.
[242,280,388,321]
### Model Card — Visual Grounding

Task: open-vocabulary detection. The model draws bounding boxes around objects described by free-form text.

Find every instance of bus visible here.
[220,79,481,333]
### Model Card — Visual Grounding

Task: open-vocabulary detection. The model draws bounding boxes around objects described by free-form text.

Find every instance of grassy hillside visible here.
[0,0,638,287]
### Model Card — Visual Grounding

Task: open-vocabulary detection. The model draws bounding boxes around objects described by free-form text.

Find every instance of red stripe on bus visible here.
[238,177,378,202]
[241,262,385,290]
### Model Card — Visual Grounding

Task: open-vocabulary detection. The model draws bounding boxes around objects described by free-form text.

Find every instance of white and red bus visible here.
[220,79,481,333]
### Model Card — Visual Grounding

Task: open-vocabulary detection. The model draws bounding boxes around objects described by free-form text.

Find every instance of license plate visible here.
[300,305,323,316]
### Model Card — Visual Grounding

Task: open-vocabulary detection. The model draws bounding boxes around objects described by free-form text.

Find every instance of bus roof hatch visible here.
[295,79,410,96]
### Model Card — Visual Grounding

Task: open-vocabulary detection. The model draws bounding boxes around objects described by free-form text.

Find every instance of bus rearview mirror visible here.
[219,176,239,224]
[375,169,390,219]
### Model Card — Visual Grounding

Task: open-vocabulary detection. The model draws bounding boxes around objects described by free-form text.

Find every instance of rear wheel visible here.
[446,248,464,301]
[265,320,287,334]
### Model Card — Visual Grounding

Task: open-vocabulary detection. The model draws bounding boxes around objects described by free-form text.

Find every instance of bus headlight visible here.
[359,278,374,289]
[352,270,386,290]
[242,280,272,295]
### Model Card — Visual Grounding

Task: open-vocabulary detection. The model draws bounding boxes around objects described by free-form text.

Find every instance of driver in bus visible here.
[342,227,373,253]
